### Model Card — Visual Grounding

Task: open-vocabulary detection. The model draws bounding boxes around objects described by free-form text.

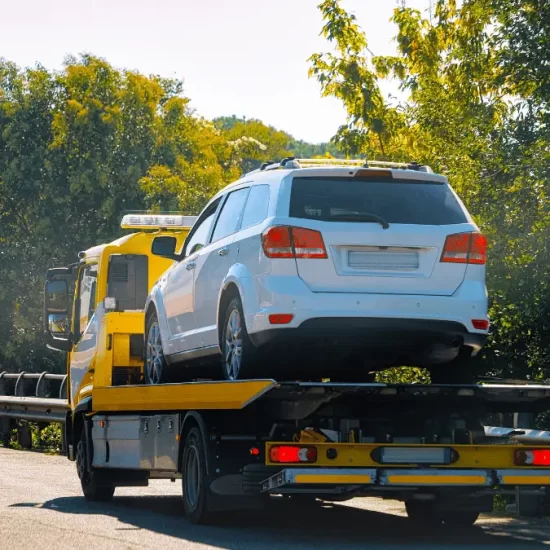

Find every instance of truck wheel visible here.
[145,311,169,384]
[75,428,115,502]
[406,500,480,528]
[405,500,442,526]
[440,510,480,527]
[429,350,478,384]
[221,297,259,381]
[182,427,213,524]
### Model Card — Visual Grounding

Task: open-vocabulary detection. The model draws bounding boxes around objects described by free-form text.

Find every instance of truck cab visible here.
[44,214,196,415]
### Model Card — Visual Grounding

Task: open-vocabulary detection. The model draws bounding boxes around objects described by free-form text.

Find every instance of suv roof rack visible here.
[243,157,433,177]
[295,158,433,173]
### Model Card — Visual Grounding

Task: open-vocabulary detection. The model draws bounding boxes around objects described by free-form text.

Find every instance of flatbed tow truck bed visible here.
[64,379,550,525]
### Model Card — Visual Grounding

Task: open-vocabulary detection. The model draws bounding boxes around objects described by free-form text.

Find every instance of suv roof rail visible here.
[295,158,433,173]
[242,157,433,178]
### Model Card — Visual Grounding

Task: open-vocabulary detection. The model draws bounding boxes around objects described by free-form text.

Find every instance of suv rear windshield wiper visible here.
[329,212,390,229]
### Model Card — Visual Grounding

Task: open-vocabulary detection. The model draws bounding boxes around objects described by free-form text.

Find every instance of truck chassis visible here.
[66,380,550,525]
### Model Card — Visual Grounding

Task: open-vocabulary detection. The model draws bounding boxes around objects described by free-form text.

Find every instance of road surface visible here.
[1,447,549,549]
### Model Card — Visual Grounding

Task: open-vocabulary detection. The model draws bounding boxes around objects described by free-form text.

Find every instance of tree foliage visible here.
[310,0,550,381]
[0,55,335,373]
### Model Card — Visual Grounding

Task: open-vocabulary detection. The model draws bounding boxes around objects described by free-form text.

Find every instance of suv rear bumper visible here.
[243,277,488,368]
[249,317,486,365]
[246,276,488,337]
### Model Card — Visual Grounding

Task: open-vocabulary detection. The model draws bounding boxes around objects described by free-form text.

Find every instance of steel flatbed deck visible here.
[90,380,550,415]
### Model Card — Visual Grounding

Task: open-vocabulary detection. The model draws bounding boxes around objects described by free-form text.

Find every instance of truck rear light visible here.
[441,232,487,265]
[472,319,489,330]
[514,449,550,466]
[268,314,294,325]
[261,226,327,259]
[269,445,317,463]
[371,446,457,465]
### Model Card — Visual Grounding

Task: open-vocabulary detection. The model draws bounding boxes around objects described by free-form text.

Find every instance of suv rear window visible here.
[289,177,468,225]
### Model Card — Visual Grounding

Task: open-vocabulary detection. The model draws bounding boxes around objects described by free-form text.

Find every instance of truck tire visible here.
[440,510,480,527]
[220,297,259,381]
[182,427,214,524]
[406,500,480,527]
[75,428,115,502]
[145,310,170,384]
[429,349,478,385]
[405,500,442,526]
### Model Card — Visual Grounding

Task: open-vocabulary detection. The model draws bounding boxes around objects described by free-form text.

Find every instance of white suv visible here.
[144,158,489,384]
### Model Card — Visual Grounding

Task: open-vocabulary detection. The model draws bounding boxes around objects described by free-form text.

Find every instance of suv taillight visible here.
[441,232,487,265]
[262,226,327,259]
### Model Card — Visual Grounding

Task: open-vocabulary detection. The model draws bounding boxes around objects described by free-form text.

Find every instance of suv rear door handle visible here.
[186,262,196,271]
[218,248,229,257]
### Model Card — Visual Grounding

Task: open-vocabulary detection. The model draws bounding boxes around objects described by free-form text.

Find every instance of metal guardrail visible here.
[0,371,68,451]
[0,371,67,398]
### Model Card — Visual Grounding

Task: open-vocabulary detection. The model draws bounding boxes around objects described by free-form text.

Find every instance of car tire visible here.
[220,296,260,380]
[145,310,170,384]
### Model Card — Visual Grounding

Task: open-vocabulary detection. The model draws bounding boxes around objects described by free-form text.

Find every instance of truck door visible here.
[69,263,98,406]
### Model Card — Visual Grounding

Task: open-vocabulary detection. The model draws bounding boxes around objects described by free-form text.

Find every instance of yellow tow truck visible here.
[44,214,550,525]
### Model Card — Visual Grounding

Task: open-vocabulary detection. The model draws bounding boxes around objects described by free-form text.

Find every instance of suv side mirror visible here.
[189,243,203,255]
[44,279,73,352]
[151,236,179,260]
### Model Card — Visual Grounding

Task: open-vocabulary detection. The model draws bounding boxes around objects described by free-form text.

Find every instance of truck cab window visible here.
[78,264,98,334]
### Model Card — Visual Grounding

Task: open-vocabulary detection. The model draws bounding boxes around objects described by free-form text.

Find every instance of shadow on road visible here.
[11,495,550,549]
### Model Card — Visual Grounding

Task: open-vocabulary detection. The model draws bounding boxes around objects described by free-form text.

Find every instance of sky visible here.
[1,0,431,143]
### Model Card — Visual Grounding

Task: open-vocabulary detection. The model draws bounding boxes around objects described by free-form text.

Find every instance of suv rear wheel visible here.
[221,297,259,380]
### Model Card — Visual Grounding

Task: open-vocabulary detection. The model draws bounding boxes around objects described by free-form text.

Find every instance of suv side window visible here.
[184,199,220,257]
[77,264,98,335]
[211,188,249,242]
[240,185,270,230]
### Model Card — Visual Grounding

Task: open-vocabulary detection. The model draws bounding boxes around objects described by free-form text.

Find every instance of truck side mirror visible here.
[44,279,73,352]
[45,279,69,312]
[151,236,179,261]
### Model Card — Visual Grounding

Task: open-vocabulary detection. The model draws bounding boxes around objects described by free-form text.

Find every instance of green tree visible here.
[310,0,550,381]
[0,55,241,373]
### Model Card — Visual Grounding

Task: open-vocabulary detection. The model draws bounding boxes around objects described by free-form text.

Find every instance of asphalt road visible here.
[1,447,550,549]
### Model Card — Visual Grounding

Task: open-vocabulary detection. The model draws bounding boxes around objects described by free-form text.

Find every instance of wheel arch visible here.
[217,283,241,348]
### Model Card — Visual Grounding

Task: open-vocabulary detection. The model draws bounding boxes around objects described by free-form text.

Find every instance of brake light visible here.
[269,445,317,463]
[441,232,487,265]
[515,449,550,466]
[261,226,293,258]
[261,226,327,259]
[469,233,488,264]
[292,227,327,259]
